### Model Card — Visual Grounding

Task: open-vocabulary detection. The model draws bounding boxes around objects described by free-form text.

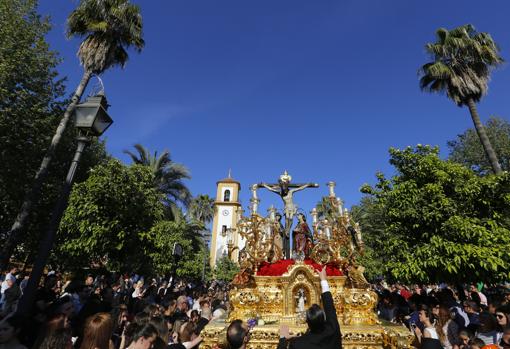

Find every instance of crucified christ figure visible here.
[258,171,318,239]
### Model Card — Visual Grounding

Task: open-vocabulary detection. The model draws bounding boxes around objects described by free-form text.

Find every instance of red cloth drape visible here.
[256,259,343,276]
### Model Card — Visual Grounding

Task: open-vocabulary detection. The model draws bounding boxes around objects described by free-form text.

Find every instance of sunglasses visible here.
[497,314,506,319]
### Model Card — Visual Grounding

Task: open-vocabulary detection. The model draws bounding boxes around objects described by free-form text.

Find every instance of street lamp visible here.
[170,243,183,290]
[18,93,113,315]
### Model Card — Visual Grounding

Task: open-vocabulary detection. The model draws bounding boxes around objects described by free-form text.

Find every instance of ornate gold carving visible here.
[202,323,415,349]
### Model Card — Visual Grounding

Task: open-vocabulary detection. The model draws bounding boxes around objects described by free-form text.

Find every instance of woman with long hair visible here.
[38,328,72,349]
[32,313,70,349]
[496,306,510,332]
[435,305,459,349]
[414,305,442,349]
[149,316,169,349]
[79,312,114,349]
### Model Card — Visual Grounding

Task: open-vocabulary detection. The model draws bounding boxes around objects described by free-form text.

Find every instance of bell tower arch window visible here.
[224,189,231,202]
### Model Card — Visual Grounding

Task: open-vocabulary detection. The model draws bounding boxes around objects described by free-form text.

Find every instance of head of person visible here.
[54,295,75,318]
[478,312,498,333]
[488,300,502,314]
[80,312,114,349]
[199,299,210,312]
[437,305,452,326]
[39,328,73,349]
[496,306,510,328]
[418,305,434,327]
[5,274,16,288]
[149,316,168,342]
[129,323,158,349]
[177,295,188,312]
[306,303,326,333]
[201,307,212,321]
[85,274,94,286]
[179,321,197,343]
[227,319,249,349]
[134,311,150,326]
[469,338,486,349]
[44,274,58,290]
[0,315,24,344]
[459,330,473,348]
[190,310,200,323]
[464,301,480,314]
[45,313,70,332]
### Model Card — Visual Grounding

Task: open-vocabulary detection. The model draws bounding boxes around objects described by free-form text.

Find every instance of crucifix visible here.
[257,171,318,257]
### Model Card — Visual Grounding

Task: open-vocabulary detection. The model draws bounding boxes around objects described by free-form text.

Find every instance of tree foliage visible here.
[349,196,386,281]
[124,144,191,219]
[419,24,503,174]
[419,24,503,106]
[188,194,215,224]
[360,145,510,283]
[213,256,240,282]
[57,159,165,273]
[448,116,510,174]
[144,220,206,278]
[0,0,108,261]
[67,0,144,74]
[56,159,208,278]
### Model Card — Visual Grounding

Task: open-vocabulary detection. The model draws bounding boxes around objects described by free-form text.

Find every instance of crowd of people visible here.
[0,267,231,349]
[375,282,510,349]
[0,265,508,349]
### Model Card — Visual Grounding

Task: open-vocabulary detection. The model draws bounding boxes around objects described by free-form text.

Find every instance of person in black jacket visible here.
[277,266,342,349]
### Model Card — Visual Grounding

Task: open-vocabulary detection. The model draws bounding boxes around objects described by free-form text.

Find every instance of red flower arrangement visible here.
[256,259,343,276]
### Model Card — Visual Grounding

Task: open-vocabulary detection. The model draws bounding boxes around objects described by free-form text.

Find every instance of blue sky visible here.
[38,0,510,215]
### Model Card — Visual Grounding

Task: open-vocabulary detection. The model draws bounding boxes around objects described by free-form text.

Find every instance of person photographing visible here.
[278,266,342,349]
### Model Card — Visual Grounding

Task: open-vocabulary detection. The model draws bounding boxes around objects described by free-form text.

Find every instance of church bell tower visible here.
[210,172,242,267]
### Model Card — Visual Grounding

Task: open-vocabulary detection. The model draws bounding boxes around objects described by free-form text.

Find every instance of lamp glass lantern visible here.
[172,242,183,258]
[74,94,113,136]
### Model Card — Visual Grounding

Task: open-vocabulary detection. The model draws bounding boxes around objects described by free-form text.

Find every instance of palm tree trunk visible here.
[0,70,93,270]
[466,98,502,175]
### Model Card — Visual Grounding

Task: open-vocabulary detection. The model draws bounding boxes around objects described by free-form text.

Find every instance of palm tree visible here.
[1,0,144,269]
[124,144,191,218]
[188,195,215,224]
[419,24,503,174]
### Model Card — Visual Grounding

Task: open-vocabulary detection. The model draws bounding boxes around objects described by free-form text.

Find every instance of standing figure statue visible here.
[275,213,290,259]
[293,213,313,260]
[295,288,307,313]
[258,171,318,239]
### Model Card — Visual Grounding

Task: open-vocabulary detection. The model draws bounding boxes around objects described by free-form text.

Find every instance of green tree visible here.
[2,0,144,268]
[143,220,206,278]
[214,256,240,282]
[448,116,510,175]
[56,159,164,273]
[350,196,386,281]
[124,144,191,219]
[188,194,215,224]
[361,145,510,283]
[420,24,503,175]
[0,0,108,264]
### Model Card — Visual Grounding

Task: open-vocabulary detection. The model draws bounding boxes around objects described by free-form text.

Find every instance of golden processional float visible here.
[202,173,414,349]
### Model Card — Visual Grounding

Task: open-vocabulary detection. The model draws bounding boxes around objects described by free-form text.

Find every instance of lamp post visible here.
[18,93,113,315]
[170,242,183,291]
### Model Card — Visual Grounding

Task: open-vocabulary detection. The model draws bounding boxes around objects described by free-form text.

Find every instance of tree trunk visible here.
[0,70,93,270]
[466,98,502,175]
[17,137,88,315]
